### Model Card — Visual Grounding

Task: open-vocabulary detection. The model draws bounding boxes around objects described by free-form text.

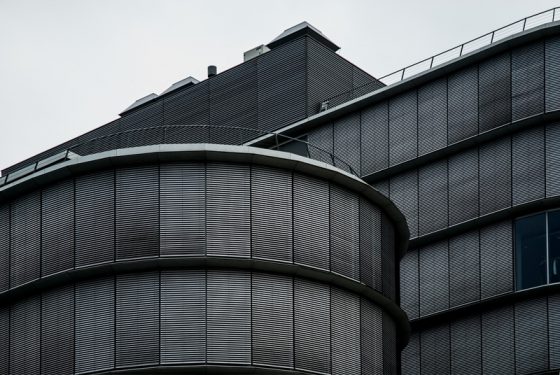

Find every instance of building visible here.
[1,8,560,374]
[0,22,408,375]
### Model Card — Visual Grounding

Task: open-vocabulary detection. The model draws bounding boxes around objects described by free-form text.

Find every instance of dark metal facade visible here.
[2,33,382,177]
[0,146,407,375]
[243,22,560,375]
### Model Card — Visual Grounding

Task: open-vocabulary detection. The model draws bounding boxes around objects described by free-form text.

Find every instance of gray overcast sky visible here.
[1,0,559,171]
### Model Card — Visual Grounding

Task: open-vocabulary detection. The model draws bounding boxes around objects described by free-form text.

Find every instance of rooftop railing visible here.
[320,7,560,110]
[0,125,359,187]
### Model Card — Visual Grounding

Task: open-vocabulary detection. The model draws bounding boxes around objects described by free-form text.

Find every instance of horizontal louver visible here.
[207,270,251,364]
[206,164,250,257]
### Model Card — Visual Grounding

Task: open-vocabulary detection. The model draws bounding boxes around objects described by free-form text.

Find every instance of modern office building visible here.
[2,8,560,375]
[0,22,409,375]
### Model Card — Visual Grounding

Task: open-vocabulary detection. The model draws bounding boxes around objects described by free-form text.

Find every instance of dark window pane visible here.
[549,210,560,283]
[515,213,546,289]
[278,135,309,158]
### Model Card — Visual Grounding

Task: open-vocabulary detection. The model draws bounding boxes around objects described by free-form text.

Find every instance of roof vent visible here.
[208,65,217,78]
[268,21,340,52]
[244,44,270,61]
[161,76,199,95]
[120,93,158,115]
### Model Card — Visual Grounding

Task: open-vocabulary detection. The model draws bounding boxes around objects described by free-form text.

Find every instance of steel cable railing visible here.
[0,125,360,187]
[321,7,560,110]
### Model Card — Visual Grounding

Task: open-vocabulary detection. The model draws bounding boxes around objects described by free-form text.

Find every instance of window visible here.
[515,210,560,290]
[277,135,309,158]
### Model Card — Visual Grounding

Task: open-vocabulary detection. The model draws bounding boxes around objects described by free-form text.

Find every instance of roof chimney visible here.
[208,65,217,78]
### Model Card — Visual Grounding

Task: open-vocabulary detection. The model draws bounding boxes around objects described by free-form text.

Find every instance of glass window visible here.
[549,210,560,284]
[278,136,309,158]
[515,213,546,290]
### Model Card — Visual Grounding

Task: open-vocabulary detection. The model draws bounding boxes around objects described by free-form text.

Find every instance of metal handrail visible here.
[0,124,361,187]
[64,124,360,177]
[321,7,560,110]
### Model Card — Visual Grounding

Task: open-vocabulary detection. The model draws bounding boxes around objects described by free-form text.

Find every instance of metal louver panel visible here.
[549,294,560,369]
[306,37,352,115]
[480,221,512,298]
[76,171,115,267]
[206,163,250,257]
[359,199,382,291]
[448,66,478,144]
[361,103,389,175]
[251,166,292,262]
[479,53,512,131]
[418,78,447,155]
[330,184,360,279]
[10,296,40,375]
[448,149,478,225]
[160,163,205,256]
[479,137,512,215]
[308,123,334,165]
[515,298,548,374]
[259,37,307,132]
[10,191,40,287]
[207,270,251,364]
[161,270,205,364]
[0,308,8,374]
[333,113,361,174]
[451,315,481,374]
[42,179,74,276]
[512,42,545,120]
[420,325,450,374]
[546,122,560,197]
[382,215,396,300]
[116,166,159,260]
[419,241,449,316]
[41,285,74,375]
[418,161,448,235]
[401,332,420,375]
[449,231,480,306]
[116,272,159,367]
[331,288,360,374]
[372,180,389,197]
[252,273,294,368]
[400,250,419,319]
[512,126,545,205]
[293,173,329,270]
[545,36,560,112]
[361,299,383,374]
[209,59,258,144]
[75,277,114,373]
[382,313,397,375]
[294,279,330,374]
[164,80,209,128]
[390,170,418,238]
[120,101,164,148]
[0,206,9,292]
[74,119,121,155]
[389,91,418,166]
[482,306,514,375]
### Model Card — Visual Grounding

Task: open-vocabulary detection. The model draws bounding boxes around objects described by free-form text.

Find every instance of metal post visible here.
[459,44,464,56]
[401,69,405,81]
[523,18,527,31]
[490,32,495,43]
[429,57,434,69]
[554,8,557,22]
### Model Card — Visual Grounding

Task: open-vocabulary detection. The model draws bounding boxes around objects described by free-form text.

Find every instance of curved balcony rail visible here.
[320,7,560,110]
[0,124,358,187]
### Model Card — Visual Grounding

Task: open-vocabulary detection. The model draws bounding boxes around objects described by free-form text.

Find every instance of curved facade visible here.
[259,20,560,375]
[0,145,408,375]
[5,16,560,375]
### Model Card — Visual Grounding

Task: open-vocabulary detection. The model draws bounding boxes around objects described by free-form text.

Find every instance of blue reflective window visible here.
[515,213,546,290]
[549,210,560,284]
